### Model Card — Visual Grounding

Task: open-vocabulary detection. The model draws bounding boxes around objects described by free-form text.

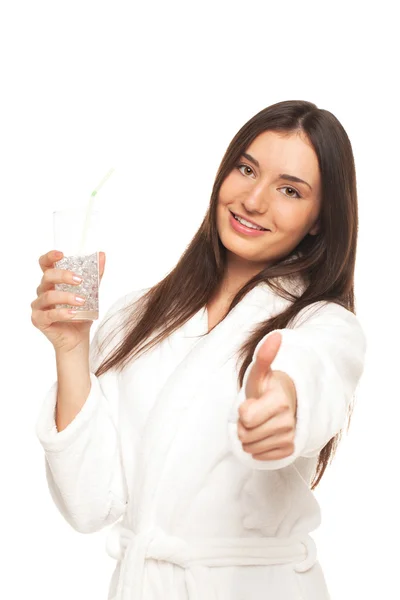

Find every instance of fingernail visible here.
[72,275,83,283]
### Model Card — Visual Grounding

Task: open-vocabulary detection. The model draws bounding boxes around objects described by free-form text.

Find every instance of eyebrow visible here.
[241,152,312,191]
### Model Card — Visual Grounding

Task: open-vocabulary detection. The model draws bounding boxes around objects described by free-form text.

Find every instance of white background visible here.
[1,1,399,599]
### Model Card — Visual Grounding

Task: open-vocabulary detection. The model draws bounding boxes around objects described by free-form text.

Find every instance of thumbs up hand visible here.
[237,331,298,461]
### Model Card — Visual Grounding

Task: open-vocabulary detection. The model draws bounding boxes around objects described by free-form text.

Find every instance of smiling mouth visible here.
[229,210,269,231]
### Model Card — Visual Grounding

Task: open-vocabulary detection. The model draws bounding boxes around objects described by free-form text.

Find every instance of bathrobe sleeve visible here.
[35,288,148,533]
[228,300,367,470]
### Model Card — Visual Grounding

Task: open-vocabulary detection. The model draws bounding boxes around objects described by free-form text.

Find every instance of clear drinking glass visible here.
[53,208,101,320]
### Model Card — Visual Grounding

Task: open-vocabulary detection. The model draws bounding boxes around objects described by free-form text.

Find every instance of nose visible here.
[241,182,270,215]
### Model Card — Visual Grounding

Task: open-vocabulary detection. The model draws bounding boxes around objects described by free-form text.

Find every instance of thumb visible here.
[245,331,282,399]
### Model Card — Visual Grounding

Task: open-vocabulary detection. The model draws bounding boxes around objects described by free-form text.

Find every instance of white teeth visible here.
[234,214,265,231]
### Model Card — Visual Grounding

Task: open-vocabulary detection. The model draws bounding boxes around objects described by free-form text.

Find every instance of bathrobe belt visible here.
[106,521,317,600]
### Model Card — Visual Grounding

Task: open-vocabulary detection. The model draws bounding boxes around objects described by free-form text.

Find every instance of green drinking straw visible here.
[78,168,115,255]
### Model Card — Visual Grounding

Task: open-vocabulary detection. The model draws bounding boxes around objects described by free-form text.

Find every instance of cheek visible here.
[274,204,312,234]
[218,185,230,208]
[216,201,228,236]
[217,185,233,226]
[219,173,239,205]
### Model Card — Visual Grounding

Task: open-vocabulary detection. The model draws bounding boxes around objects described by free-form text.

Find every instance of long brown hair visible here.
[95,99,359,489]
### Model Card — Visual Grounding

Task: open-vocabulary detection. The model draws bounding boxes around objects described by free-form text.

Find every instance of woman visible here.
[32,99,366,600]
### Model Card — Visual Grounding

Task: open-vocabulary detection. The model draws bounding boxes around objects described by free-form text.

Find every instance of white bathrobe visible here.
[36,280,366,600]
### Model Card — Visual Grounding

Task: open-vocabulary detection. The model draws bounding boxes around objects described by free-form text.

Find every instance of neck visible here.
[214,253,268,304]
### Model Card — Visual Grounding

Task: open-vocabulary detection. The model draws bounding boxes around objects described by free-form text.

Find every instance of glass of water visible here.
[53,208,102,320]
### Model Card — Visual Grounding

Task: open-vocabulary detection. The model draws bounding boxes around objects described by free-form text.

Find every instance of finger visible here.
[238,396,277,429]
[241,432,294,456]
[36,267,83,296]
[238,411,295,444]
[255,331,282,376]
[39,250,64,273]
[250,444,295,461]
[31,289,86,311]
[31,307,78,329]
[245,332,282,398]
[239,386,292,429]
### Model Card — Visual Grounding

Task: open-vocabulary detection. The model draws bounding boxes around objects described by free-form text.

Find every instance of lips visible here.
[229,210,269,231]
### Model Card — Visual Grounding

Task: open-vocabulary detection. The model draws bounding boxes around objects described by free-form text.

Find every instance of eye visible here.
[235,164,302,198]
[280,186,302,199]
[236,163,256,178]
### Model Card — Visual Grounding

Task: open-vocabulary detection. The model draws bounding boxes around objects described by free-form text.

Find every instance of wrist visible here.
[55,341,89,366]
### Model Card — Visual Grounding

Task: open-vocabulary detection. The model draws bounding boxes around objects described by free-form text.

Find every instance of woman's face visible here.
[216,130,322,269]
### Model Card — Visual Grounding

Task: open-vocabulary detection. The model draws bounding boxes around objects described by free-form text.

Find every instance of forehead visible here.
[245,130,320,185]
